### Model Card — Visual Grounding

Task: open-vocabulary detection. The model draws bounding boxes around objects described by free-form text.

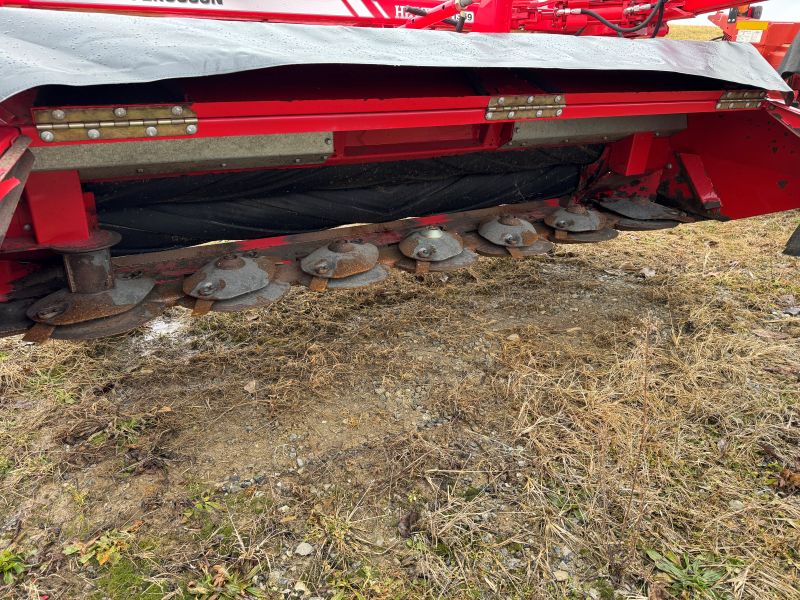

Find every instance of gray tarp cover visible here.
[0,7,792,103]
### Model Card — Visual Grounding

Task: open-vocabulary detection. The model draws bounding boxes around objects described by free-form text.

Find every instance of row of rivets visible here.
[40,123,198,142]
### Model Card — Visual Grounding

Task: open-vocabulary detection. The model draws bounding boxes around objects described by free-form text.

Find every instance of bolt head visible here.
[498,215,521,226]
[503,233,520,246]
[508,111,516,119]
[313,260,331,275]
[485,112,493,120]
[527,96,534,103]
[196,282,218,297]
[416,246,434,258]
[185,124,198,135]
[536,109,543,118]
[86,128,101,140]
[555,220,568,229]
[36,303,67,320]
[39,130,55,143]
[51,109,66,120]
[556,109,564,117]
[555,95,563,103]
[171,105,184,116]
[328,240,354,253]
[145,126,158,137]
[113,107,127,118]
[498,97,506,105]
[324,138,332,145]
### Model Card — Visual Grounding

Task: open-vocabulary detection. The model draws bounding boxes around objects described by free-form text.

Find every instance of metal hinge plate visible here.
[34,105,199,142]
[486,94,566,121]
[716,90,767,111]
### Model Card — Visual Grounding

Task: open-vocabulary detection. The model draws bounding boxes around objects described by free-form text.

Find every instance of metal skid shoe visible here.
[544,205,619,243]
[183,253,284,315]
[475,215,554,258]
[593,196,692,231]
[396,226,477,273]
[300,240,387,291]
[24,231,155,343]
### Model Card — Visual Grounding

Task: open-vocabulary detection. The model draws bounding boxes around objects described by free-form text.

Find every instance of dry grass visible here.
[0,211,798,599]
[667,25,722,41]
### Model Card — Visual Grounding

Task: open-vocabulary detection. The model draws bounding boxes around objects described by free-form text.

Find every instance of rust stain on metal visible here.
[22,322,55,344]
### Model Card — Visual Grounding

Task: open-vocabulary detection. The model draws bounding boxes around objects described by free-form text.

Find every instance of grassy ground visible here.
[667,25,722,41]
[1,213,798,599]
[2,24,799,600]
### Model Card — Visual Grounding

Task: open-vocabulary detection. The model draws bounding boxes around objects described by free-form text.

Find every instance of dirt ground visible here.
[1,25,799,600]
[1,210,798,599]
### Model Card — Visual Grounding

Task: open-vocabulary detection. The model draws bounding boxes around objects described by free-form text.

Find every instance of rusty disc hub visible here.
[184,255,274,300]
[26,274,156,326]
[478,215,540,247]
[300,240,379,279]
[545,205,603,232]
[398,227,463,262]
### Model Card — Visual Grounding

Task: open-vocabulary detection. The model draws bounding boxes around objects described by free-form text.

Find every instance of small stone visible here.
[295,542,314,556]
[640,267,657,279]
[729,499,745,511]
[296,458,305,468]
[506,333,520,342]
[553,570,570,582]
[294,581,310,596]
